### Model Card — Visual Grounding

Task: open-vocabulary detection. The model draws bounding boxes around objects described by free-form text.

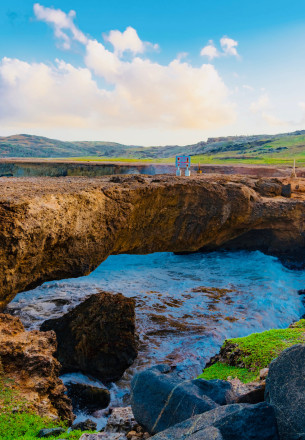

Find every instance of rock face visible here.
[130,365,235,434]
[150,402,279,440]
[41,291,137,382]
[0,313,74,423]
[0,174,304,308]
[265,344,305,440]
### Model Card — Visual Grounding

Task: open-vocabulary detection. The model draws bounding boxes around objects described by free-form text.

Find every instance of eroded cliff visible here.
[0,174,304,308]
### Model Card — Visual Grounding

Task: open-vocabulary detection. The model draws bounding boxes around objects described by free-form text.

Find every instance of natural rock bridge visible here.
[1,174,305,308]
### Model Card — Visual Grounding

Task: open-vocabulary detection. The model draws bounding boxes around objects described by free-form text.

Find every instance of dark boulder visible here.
[72,418,97,431]
[66,382,110,413]
[255,179,282,197]
[150,402,279,440]
[265,344,305,440]
[130,365,235,434]
[37,428,66,438]
[41,291,138,382]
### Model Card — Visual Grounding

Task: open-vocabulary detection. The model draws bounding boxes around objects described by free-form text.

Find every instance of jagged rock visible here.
[260,368,269,379]
[66,382,110,413]
[72,418,97,431]
[41,291,137,382]
[265,344,305,440]
[0,313,74,423]
[150,402,279,440]
[105,407,137,433]
[1,175,305,309]
[37,427,66,438]
[131,365,235,434]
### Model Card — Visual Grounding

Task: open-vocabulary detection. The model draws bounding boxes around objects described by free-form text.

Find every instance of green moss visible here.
[198,320,305,383]
[198,362,258,383]
[0,374,95,440]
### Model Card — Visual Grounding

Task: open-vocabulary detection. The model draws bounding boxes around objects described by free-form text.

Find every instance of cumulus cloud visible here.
[33,3,88,49]
[104,26,158,56]
[201,37,239,59]
[0,4,236,137]
[220,37,239,57]
[200,41,219,60]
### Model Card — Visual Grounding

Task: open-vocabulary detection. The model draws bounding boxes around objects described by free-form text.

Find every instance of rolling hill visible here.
[1,131,305,164]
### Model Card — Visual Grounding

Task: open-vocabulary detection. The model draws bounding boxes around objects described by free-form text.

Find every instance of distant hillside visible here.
[1,131,305,163]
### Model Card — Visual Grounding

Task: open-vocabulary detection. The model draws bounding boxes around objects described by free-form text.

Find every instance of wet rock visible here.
[150,402,279,440]
[41,291,138,382]
[105,407,137,433]
[0,313,74,423]
[37,427,66,438]
[265,344,305,440]
[72,418,97,431]
[66,382,110,413]
[131,365,235,434]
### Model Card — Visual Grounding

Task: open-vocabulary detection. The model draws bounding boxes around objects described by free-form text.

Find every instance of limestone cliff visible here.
[0,174,304,308]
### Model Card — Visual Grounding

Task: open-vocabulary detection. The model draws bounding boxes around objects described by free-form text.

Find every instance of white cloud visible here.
[201,36,239,60]
[104,26,158,56]
[220,37,239,57]
[200,41,219,60]
[33,3,88,49]
[0,4,236,141]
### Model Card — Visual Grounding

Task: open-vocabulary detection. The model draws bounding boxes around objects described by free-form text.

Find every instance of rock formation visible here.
[265,344,305,440]
[0,313,74,423]
[1,174,305,308]
[41,291,138,382]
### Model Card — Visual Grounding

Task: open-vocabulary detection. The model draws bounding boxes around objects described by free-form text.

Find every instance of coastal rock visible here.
[150,402,279,440]
[265,344,305,440]
[1,175,305,308]
[66,382,110,413]
[0,313,74,423]
[80,434,126,440]
[37,428,66,438]
[72,419,97,431]
[130,365,235,434]
[41,291,137,382]
[105,407,137,433]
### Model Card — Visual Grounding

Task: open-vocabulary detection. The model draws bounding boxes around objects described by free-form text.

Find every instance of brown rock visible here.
[0,313,74,423]
[260,368,269,380]
[40,291,137,382]
[1,175,305,308]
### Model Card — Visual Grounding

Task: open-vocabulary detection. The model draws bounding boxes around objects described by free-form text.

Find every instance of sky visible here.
[1,1,305,145]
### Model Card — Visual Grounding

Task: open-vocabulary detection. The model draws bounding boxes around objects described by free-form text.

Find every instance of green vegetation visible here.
[198,319,305,383]
[0,374,94,440]
[2,130,305,165]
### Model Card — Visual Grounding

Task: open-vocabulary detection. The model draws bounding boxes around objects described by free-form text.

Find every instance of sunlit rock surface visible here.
[1,174,305,308]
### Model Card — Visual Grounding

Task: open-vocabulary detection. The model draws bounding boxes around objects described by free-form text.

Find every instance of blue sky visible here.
[1,0,305,145]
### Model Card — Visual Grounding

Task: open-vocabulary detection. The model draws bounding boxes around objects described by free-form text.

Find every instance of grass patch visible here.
[0,373,94,440]
[198,319,305,383]
[198,363,257,383]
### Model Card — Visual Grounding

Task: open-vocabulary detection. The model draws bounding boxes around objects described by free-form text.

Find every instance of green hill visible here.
[1,130,305,164]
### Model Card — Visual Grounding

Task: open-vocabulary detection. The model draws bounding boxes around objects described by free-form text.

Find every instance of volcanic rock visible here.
[40,291,137,382]
[72,419,97,431]
[265,344,305,440]
[1,175,305,308]
[130,364,235,434]
[150,402,279,440]
[0,313,74,423]
[66,382,110,413]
